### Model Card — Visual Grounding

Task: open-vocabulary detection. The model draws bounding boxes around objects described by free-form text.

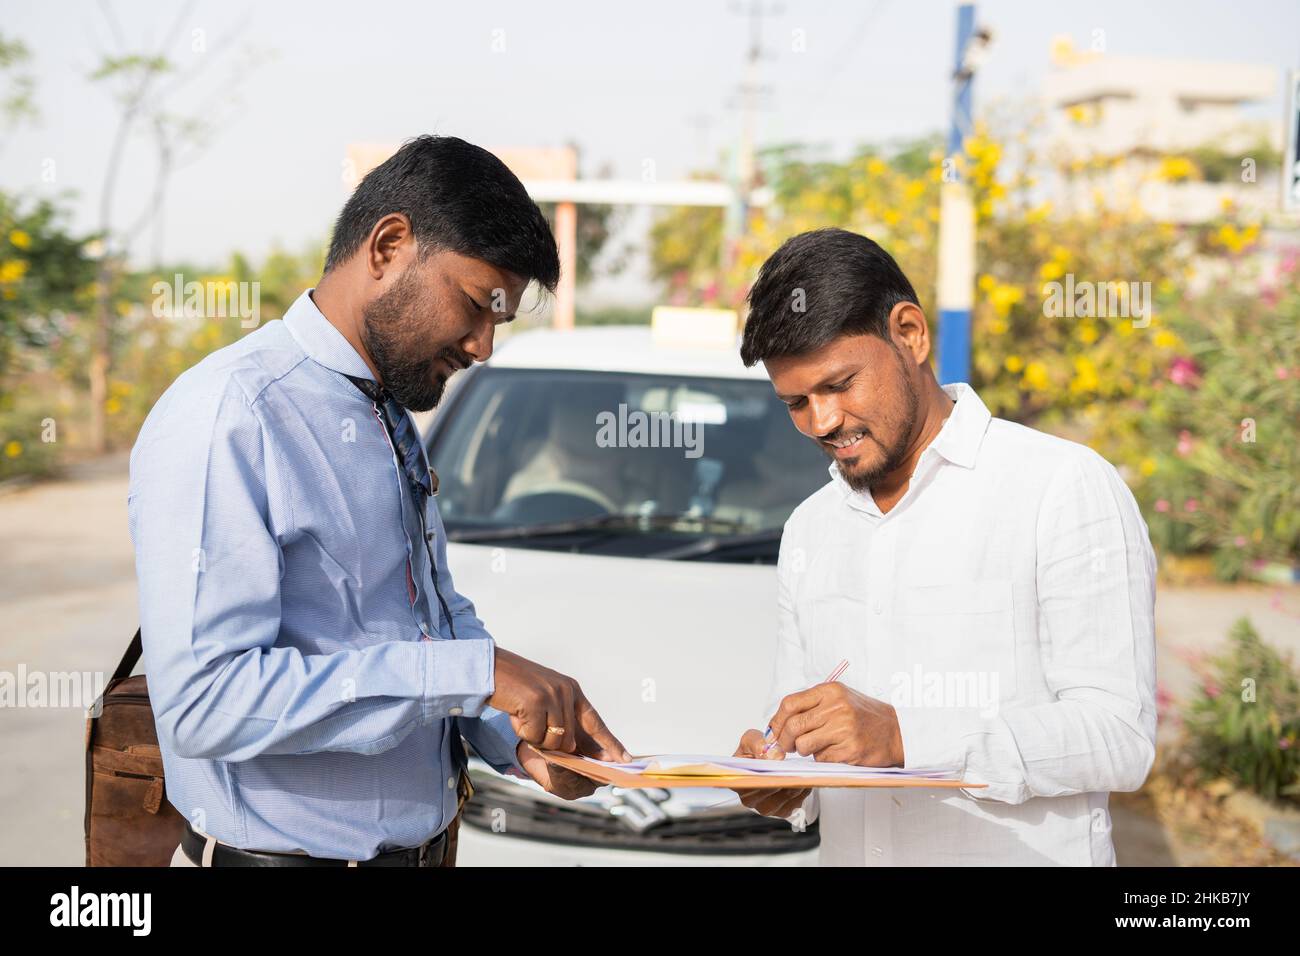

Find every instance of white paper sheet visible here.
[582,753,958,780]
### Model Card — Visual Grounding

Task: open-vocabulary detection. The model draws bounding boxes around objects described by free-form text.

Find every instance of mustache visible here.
[436,346,474,371]
[818,425,873,445]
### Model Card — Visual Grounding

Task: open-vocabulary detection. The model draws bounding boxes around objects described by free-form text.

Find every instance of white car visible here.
[421,323,830,865]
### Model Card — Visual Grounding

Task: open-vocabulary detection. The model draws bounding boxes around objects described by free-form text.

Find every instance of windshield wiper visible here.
[649,527,784,561]
[447,514,639,543]
[446,513,753,544]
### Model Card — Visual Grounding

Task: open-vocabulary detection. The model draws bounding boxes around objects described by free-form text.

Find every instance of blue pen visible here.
[763,659,850,754]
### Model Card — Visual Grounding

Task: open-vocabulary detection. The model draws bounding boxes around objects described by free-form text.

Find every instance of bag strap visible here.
[112,629,143,683]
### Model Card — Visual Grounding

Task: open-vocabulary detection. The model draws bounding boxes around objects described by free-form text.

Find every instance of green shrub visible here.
[0,397,61,482]
[1135,266,1300,580]
[1184,617,1300,804]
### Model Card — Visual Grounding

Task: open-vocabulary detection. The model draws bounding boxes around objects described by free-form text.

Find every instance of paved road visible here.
[2,459,1296,866]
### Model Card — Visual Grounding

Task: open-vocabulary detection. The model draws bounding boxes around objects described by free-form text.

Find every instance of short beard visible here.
[829,345,920,493]
[360,264,459,412]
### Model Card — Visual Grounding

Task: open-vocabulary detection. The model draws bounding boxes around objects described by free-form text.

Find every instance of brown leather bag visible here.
[84,630,185,866]
[84,630,474,867]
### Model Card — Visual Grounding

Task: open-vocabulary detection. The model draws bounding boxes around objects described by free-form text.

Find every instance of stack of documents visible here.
[588,754,958,779]
[532,748,982,790]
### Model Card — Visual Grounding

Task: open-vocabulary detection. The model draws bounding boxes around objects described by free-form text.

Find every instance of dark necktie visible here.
[345,375,433,502]
[343,374,470,784]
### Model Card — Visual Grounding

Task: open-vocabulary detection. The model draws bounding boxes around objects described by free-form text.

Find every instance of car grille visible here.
[461,769,819,855]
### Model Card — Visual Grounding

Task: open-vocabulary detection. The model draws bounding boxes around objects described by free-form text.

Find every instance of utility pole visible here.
[936,4,991,385]
[724,1,779,277]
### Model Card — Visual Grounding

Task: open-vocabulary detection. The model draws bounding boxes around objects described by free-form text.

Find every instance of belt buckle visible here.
[417,836,435,868]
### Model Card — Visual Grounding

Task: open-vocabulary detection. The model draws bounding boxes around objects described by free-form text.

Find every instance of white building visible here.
[1041,42,1285,222]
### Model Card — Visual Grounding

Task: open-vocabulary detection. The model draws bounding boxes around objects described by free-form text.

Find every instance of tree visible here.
[0,32,38,141]
[86,1,261,451]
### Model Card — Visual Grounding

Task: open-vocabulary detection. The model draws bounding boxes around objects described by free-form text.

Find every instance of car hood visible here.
[446,543,779,756]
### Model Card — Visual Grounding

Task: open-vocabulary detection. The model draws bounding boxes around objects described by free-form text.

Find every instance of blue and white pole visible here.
[936,3,977,386]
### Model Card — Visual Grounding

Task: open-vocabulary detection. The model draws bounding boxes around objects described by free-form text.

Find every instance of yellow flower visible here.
[105,398,122,415]
[978,274,996,293]
[903,180,926,201]
[1004,355,1024,373]
[989,282,1024,318]
[1215,224,1240,252]
[4,440,21,458]
[1022,361,1050,391]
[1154,330,1179,349]
[1139,458,1157,477]
[1069,355,1100,393]
[8,229,31,249]
[1039,261,1065,282]
[867,157,888,177]
[1157,156,1196,182]
[989,317,1009,335]
[0,259,28,283]
[1076,322,1099,345]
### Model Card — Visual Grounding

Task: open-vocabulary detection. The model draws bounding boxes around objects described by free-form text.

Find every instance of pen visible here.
[763,658,850,754]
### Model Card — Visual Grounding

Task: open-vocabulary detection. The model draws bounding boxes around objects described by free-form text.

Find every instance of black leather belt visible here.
[181,820,448,867]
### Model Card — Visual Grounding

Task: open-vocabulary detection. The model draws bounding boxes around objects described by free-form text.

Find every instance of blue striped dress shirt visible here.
[127,288,523,858]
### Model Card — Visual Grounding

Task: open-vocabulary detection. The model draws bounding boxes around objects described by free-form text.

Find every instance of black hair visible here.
[324,134,560,291]
[739,228,918,366]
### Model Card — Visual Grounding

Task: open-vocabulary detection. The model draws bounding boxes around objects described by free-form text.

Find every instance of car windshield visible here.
[424,367,830,558]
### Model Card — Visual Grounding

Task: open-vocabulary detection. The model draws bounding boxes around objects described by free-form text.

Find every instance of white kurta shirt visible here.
[770,383,1157,866]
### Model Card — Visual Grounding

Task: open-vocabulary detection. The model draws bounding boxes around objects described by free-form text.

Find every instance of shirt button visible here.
[872,601,883,615]
[871,846,884,857]
[448,706,463,717]
[447,776,457,790]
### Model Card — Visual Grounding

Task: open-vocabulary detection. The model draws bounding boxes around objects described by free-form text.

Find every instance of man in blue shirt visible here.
[129,135,627,867]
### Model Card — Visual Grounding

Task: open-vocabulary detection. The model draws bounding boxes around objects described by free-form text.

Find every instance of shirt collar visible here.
[282,288,376,382]
[827,381,992,508]
[927,382,992,469]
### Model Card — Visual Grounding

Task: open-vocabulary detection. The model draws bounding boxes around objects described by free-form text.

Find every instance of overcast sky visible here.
[3,0,1298,304]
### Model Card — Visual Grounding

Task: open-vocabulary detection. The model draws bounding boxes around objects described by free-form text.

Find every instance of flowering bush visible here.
[1131,263,1300,579]
[1183,617,1300,805]
[649,117,1295,577]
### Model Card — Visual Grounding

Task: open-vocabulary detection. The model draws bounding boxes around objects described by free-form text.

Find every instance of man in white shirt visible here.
[731,228,1157,866]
